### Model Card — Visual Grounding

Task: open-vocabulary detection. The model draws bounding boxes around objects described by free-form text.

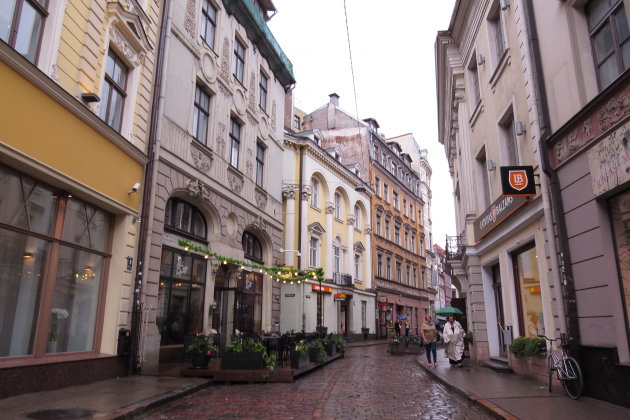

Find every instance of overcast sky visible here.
[268,0,457,247]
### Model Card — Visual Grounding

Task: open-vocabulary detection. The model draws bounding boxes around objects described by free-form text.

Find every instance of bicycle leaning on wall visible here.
[538,333,583,399]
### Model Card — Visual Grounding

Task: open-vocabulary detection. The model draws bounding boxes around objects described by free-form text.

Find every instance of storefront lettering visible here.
[474,196,528,242]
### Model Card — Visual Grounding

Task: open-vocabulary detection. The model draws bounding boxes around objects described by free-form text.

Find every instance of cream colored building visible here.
[280,126,374,336]
[436,0,564,363]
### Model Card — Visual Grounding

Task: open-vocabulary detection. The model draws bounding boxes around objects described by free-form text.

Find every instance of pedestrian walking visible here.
[421,315,438,367]
[443,314,465,367]
[394,319,401,337]
[405,320,410,336]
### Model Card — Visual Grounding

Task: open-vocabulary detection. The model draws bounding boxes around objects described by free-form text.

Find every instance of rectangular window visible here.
[375,177,380,196]
[0,0,47,63]
[411,234,416,253]
[309,237,318,267]
[310,178,319,208]
[394,225,400,245]
[233,38,245,84]
[386,257,391,280]
[468,56,481,107]
[476,147,492,208]
[192,85,210,144]
[410,204,414,221]
[334,245,341,273]
[403,199,407,216]
[334,193,342,219]
[404,231,409,249]
[488,6,505,63]
[587,0,630,89]
[255,141,265,187]
[501,114,518,165]
[413,267,417,287]
[376,214,381,236]
[229,117,241,168]
[354,254,360,281]
[406,264,411,285]
[396,261,402,283]
[393,191,399,210]
[385,219,390,240]
[377,254,383,277]
[293,115,300,130]
[100,49,128,132]
[383,184,389,202]
[200,0,217,48]
[259,71,268,111]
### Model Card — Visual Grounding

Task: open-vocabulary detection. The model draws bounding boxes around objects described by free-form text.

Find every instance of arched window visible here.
[334,192,342,219]
[164,198,206,240]
[242,231,263,263]
[354,204,360,229]
[310,177,320,208]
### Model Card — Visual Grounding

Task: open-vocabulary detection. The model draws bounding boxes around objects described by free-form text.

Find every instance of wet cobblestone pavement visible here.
[139,345,492,419]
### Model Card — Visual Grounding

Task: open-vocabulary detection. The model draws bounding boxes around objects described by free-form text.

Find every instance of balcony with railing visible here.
[331,272,353,287]
[445,235,464,261]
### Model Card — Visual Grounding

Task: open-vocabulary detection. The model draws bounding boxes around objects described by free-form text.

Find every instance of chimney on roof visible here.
[329,93,340,107]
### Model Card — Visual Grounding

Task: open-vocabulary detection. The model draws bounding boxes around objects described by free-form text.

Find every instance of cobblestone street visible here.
[139,344,492,419]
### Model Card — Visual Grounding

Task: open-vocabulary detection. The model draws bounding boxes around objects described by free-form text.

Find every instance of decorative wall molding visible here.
[184,0,196,40]
[252,216,266,231]
[255,188,268,209]
[190,143,213,173]
[326,202,335,214]
[110,26,141,66]
[227,167,244,193]
[187,178,210,200]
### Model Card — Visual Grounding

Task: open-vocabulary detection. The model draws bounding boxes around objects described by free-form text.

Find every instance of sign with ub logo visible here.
[500,166,536,196]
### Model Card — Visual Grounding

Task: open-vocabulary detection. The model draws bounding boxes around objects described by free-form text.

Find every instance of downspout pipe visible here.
[523,0,579,353]
[129,0,172,374]
[298,145,305,331]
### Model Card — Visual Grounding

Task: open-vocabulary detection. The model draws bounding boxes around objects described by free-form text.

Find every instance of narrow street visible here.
[138,344,492,419]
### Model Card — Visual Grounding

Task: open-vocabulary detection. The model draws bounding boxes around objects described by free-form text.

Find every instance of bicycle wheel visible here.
[562,357,583,399]
[547,355,553,393]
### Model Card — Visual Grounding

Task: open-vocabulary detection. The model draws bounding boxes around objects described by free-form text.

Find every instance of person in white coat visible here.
[442,314,465,367]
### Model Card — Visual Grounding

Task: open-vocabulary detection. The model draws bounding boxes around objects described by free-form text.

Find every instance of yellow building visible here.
[0,0,158,397]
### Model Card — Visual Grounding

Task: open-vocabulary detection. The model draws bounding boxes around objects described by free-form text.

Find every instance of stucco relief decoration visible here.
[252,216,266,232]
[201,53,217,83]
[301,185,312,201]
[364,226,372,235]
[271,101,277,133]
[599,90,630,132]
[110,26,140,66]
[282,188,296,200]
[218,82,231,98]
[234,89,247,115]
[121,0,136,14]
[247,112,257,126]
[184,0,196,39]
[227,170,244,193]
[587,122,630,196]
[248,72,257,112]
[259,117,269,139]
[187,178,210,200]
[325,202,335,214]
[246,148,253,178]
[216,122,226,157]
[346,215,356,225]
[255,189,268,209]
[190,144,213,173]
[220,37,231,80]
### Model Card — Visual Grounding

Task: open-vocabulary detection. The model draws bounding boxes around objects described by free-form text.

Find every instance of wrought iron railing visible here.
[332,272,353,286]
[445,235,464,260]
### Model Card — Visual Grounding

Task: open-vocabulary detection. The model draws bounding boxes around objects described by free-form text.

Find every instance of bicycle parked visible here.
[538,333,583,399]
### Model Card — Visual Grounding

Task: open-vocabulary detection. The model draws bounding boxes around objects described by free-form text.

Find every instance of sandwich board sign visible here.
[500,166,536,196]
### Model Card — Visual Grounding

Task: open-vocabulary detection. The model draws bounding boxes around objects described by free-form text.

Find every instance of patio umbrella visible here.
[435,307,464,316]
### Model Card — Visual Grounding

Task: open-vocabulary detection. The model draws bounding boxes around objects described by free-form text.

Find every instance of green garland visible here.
[178,239,325,284]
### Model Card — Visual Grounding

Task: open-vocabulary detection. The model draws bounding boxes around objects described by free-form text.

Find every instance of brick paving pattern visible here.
[139,345,492,419]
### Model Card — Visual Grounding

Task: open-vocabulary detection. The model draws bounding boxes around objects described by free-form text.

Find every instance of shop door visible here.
[492,264,507,357]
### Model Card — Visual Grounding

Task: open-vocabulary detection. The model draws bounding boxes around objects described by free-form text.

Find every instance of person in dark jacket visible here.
[394,320,401,337]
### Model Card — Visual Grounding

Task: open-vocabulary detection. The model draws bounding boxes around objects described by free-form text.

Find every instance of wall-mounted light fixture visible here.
[515,121,526,136]
[476,54,485,66]
[128,182,141,195]
[81,93,100,103]
[500,0,510,10]
[486,160,496,171]
[279,248,301,257]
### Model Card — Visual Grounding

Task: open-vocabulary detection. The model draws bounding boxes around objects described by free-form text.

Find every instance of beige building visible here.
[0,0,159,396]
[436,0,564,364]
[136,0,295,373]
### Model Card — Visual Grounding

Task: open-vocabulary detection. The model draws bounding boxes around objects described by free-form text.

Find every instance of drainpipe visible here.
[129,0,172,374]
[522,0,579,352]
[298,145,305,331]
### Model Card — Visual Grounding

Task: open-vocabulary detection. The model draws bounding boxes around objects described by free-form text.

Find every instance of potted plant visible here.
[323,334,337,356]
[329,333,346,356]
[290,339,309,369]
[308,339,326,364]
[406,336,422,354]
[187,335,218,369]
[388,336,405,354]
[221,336,276,371]
[508,336,548,383]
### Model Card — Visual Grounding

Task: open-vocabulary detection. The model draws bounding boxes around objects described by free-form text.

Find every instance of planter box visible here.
[309,347,324,363]
[508,352,558,387]
[190,351,211,369]
[290,351,308,369]
[220,351,265,370]
[325,343,337,356]
[406,343,423,354]
[388,343,406,354]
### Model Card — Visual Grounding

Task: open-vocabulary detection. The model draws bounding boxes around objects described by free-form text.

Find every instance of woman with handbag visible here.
[421,315,438,367]
[442,314,465,367]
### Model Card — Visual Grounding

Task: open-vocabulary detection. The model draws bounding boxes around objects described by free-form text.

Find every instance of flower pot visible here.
[309,347,324,363]
[388,343,405,354]
[220,351,265,370]
[325,343,337,356]
[290,351,308,369]
[190,351,211,369]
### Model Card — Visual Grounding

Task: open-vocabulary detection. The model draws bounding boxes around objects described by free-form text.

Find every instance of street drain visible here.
[25,408,95,419]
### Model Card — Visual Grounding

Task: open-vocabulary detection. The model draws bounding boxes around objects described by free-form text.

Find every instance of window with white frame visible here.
[410,204,414,221]
[259,71,268,111]
[375,177,380,196]
[334,192,342,219]
[200,0,217,49]
[385,218,390,240]
[354,204,360,229]
[229,117,241,168]
[333,242,341,273]
[1,0,47,63]
[468,54,481,108]
[413,267,417,287]
[476,146,492,209]
[192,84,210,144]
[500,111,518,166]
[404,230,409,249]
[587,0,630,90]
[403,199,407,216]
[422,270,426,289]
[377,253,383,277]
[396,261,402,283]
[386,256,391,279]
[100,49,128,132]
[255,141,265,187]
[411,233,416,253]
[376,213,382,235]
[406,264,411,285]
[393,191,399,210]
[309,236,319,267]
[394,225,400,245]
[383,184,389,202]
[292,115,300,130]
[354,254,361,281]
[310,177,319,208]
[233,37,245,84]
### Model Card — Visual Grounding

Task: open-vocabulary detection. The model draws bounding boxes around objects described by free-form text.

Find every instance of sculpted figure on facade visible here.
[326,202,335,214]
[187,178,210,200]
[255,189,268,209]
[227,170,244,193]
[190,144,213,173]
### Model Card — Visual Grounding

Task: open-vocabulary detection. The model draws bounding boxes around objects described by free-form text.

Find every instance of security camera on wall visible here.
[128,182,141,195]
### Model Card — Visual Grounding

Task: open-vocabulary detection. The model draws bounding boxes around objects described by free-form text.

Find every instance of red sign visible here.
[500,166,536,196]
[509,170,528,191]
[312,284,332,294]
[334,293,349,301]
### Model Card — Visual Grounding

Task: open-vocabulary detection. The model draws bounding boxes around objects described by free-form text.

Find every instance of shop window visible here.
[512,243,543,338]
[0,163,111,357]
[610,191,630,331]
[164,198,207,241]
[242,231,262,262]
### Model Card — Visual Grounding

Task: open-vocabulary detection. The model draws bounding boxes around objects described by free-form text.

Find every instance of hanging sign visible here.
[334,293,350,301]
[474,195,529,242]
[500,166,536,196]
[312,284,333,294]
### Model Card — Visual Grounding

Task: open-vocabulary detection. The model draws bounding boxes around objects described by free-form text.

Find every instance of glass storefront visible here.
[512,243,544,338]
[610,191,630,331]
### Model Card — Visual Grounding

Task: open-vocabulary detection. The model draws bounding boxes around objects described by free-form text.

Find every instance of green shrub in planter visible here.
[509,336,546,358]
